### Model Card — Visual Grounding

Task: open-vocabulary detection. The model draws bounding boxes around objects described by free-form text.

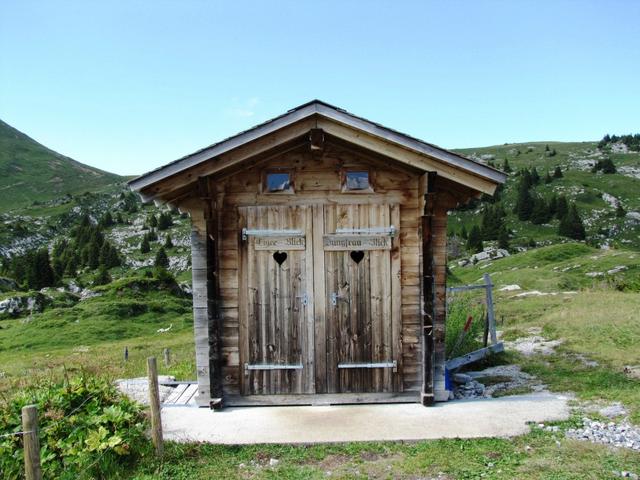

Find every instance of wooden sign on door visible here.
[254,236,306,250]
[323,235,391,251]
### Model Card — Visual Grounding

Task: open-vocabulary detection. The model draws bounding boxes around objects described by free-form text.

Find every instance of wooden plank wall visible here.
[203,143,430,396]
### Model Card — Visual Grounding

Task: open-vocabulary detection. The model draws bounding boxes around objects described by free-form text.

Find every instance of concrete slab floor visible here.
[161,392,571,445]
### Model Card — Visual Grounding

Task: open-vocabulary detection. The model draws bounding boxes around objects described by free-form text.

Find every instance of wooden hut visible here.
[129,100,506,407]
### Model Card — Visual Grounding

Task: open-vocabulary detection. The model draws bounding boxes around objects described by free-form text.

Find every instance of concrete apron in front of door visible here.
[161,392,570,444]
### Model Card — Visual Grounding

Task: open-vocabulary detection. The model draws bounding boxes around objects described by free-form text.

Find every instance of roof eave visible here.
[129,101,506,194]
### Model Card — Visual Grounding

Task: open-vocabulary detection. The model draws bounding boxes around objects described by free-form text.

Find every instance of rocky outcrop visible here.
[0,292,49,317]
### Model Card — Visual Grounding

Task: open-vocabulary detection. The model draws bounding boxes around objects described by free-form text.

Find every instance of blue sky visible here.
[1,1,639,176]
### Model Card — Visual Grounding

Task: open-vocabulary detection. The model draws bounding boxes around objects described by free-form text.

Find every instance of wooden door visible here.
[321,204,402,394]
[238,206,314,395]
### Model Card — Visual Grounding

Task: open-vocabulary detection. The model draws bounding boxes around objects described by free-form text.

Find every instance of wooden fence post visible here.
[21,404,42,480]
[147,357,163,456]
[483,273,497,344]
[163,348,171,367]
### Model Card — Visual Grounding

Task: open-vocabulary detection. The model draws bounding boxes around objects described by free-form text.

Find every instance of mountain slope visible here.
[451,140,640,250]
[0,119,122,212]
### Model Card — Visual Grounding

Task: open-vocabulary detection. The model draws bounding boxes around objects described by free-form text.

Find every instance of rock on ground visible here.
[504,335,563,356]
[567,418,640,451]
[451,364,547,399]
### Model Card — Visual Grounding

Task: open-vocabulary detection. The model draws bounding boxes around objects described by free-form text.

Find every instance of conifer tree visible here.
[140,235,151,254]
[94,265,112,285]
[531,167,540,185]
[148,214,158,228]
[530,197,550,225]
[147,228,158,241]
[558,204,586,240]
[502,158,512,173]
[164,235,174,249]
[466,225,484,253]
[155,247,170,269]
[616,204,626,218]
[88,238,101,269]
[553,166,563,178]
[556,195,569,220]
[100,211,114,228]
[460,225,468,239]
[65,255,78,276]
[521,169,533,189]
[549,195,558,216]
[157,212,173,230]
[26,249,55,290]
[480,204,505,240]
[544,171,552,184]
[497,226,510,250]
[515,180,534,221]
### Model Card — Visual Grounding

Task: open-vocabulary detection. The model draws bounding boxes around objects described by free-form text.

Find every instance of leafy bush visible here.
[0,375,148,479]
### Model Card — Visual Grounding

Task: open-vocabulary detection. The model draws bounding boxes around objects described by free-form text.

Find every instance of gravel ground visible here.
[566,418,640,451]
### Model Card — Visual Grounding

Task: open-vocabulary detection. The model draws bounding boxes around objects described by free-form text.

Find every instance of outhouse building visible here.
[129,100,505,407]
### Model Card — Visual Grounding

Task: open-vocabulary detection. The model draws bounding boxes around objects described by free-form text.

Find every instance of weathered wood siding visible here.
[209,143,427,396]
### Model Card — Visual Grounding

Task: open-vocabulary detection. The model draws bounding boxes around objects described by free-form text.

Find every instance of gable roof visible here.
[129,100,506,199]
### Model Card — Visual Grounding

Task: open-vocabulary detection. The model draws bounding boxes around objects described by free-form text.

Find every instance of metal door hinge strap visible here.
[335,225,396,237]
[338,361,398,373]
[244,363,303,372]
[241,228,304,240]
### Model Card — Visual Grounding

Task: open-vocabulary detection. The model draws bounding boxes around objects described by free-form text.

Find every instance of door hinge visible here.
[338,361,398,373]
[244,363,303,376]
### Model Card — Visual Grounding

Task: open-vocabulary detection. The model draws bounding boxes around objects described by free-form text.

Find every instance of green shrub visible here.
[0,375,148,479]
[446,292,486,358]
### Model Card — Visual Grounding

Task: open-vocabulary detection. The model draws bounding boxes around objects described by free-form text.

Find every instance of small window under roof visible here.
[344,171,370,191]
[265,172,293,193]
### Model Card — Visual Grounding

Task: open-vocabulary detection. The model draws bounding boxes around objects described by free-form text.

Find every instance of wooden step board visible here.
[162,383,199,407]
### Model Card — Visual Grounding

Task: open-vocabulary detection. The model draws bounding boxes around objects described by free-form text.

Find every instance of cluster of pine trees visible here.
[513,167,585,239]
[146,212,174,231]
[598,133,640,151]
[140,212,175,256]
[2,249,56,290]
[1,214,123,290]
[51,214,122,276]
[461,203,510,254]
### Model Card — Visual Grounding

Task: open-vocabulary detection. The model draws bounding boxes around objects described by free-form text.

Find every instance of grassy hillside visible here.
[0,119,122,212]
[452,141,640,250]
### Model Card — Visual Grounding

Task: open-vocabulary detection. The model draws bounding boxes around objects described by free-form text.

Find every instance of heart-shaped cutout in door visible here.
[273,251,287,265]
[350,250,365,264]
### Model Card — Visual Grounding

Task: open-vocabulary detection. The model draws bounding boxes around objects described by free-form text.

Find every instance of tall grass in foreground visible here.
[445,291,487,358]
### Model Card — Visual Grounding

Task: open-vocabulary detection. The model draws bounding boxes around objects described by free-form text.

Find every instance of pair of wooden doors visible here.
[238,204,401,398]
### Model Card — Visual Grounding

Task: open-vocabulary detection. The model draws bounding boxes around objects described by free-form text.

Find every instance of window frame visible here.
[261,169,295,195]
[341,169,374,193]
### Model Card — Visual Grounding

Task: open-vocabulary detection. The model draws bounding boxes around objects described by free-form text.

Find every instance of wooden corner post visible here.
[191,176,223,407]
[420,172,437,406]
